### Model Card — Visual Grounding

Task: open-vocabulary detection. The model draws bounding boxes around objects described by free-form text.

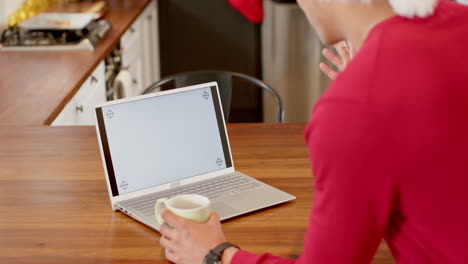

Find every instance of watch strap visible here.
[211,242,239,257]
[204,242,239,263]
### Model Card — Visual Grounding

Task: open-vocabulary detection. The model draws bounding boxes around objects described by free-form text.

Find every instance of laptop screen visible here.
[95,84,232,197]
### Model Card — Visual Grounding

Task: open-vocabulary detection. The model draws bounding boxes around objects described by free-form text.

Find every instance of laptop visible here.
[94,82,295,231]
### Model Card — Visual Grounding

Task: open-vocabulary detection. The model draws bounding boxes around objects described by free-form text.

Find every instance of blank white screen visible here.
[101,86,228,195]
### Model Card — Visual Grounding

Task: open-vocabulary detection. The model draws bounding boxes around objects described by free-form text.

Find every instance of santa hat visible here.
[388,0,439,18]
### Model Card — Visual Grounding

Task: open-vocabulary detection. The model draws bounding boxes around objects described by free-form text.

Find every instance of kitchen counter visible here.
[0,0,151,126]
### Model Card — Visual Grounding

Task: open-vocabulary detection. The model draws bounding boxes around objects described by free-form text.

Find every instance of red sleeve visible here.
[231,99,396,264]
[232,250,296,264]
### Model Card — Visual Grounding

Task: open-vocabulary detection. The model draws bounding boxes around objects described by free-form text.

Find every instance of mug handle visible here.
[155,198,168,225]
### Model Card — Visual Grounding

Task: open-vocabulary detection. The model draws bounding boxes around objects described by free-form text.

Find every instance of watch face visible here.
[203,254,220,264]
[203,258,220,264]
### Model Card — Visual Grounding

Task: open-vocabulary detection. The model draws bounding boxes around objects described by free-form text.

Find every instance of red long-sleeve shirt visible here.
[232,1,468,263]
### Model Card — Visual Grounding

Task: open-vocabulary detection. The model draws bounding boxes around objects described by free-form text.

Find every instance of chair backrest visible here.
[142,70,284,122]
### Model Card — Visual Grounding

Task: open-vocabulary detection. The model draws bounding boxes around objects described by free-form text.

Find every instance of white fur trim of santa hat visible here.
[388,0,438,18]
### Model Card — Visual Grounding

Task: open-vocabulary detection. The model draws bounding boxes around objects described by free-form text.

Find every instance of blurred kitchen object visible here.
[7,0,107,27]
[262,0,330,123]
[228,0,263,24]
[45,1,108,18]
[1,13,111,51]
[18,12,99,30]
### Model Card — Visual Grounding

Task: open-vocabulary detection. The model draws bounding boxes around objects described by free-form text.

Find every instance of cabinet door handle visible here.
[132,78,138,85]
[90,76,98,85]
[147,15,152,21]
[76,105,84,113]
[130,27,135,33]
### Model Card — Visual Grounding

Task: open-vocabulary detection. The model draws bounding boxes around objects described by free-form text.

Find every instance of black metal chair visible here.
[142,70,284,122]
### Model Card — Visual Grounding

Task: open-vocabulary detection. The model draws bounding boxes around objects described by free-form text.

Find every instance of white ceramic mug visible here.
[155,194,211,224]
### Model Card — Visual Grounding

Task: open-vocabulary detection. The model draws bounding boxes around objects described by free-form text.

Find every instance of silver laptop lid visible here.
[94,82,233,199]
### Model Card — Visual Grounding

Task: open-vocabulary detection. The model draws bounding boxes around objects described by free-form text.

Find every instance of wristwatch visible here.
[203,242,239,264]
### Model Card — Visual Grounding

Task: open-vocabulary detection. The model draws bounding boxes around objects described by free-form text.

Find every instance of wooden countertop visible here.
[0,0,151,126]
[0,123,396,264]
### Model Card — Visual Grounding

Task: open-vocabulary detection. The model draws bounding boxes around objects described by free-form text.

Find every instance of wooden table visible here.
[0,123,395,264]
[0,0,150,126]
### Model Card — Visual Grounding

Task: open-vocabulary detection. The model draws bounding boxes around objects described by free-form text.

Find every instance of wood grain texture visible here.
[0,124,395,264]
[0,0,150,126]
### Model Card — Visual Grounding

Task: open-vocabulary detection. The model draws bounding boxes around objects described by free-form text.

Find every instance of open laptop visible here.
[94,82,295,231]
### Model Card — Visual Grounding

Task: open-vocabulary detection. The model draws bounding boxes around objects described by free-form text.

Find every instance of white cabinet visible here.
[121,17,144,97]
[118,0,160,98]
[52,61,106,126]
[51,1,160,125]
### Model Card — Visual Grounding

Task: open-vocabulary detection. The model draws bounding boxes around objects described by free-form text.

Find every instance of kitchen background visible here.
[1,0,466,124]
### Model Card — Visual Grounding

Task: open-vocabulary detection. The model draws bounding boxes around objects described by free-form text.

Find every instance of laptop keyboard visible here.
[119,173,262,217]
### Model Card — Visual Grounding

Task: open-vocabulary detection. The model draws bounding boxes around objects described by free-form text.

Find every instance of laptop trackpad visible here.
[211,201,240,220]
[222,187,286,211]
